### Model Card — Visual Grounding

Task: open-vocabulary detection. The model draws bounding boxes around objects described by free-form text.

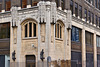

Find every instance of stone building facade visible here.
[0,0,100,67]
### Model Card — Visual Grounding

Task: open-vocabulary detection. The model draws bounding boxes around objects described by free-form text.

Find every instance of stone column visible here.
[93,33,97,67]
[58,0,62,10]
[2,0,6,12]
[27,0,31,8]
[82,28,86,67]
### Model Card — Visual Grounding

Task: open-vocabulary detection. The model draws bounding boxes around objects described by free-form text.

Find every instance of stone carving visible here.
[38,1,46,23]
[11,7,18,27]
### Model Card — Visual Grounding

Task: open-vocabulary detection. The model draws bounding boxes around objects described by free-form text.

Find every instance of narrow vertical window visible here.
[98,0,100,9]
[61,0,64,10]
[57,24,59,38]
[92,13,94,24]
[0,0,2,12]
[60,26,62,38]
[70,0,73,15]
[79,5,82,18]
[55,25,56,37]
[91,0,94,5]
[6,0,11,11]
[55,0,59,7]
[88,11,91,23]
[95,0,97,8]
[25,24,27,37]
[21,0,27,8]
[99,17,100,27]
[34,23,36,37]
[84,9,87,22]
[96,15,98,26]
[75,3,78,17]
[29,23,32,37]
[32,1,38,6]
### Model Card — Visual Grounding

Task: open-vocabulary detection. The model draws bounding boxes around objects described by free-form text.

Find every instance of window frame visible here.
[55,22,63,39]
[75,3,78,17]
[24,21,37,38]
[70,0,73,15]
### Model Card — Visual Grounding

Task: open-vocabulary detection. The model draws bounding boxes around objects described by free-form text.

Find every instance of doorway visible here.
[26,55,36,67]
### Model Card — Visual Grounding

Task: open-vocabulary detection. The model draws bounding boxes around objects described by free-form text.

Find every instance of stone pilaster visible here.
[82,28,86,67]
[93,33,97,67]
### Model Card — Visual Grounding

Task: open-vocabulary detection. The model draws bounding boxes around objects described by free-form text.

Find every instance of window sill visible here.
[55,38,63,41]
[22,37,38,40]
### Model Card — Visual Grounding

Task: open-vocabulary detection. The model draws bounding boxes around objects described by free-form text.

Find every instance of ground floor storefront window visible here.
[86,53,94,67]
[97,54,100,67]
[71,51,82,67]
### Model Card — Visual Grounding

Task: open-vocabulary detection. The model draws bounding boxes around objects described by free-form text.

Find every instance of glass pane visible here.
[57,24,59,38]
[71,27,75,41]
[75,28,79,42]
[0,23,10,39]
[32,0,38,6]
[6,0,11,11]
[25,24,27,37]
[22,0,27,8]
[34,23,36,37]
[60,26,62,38]
[29,23,32,37]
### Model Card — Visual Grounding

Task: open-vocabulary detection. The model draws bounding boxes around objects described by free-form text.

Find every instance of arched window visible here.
[24,21,37,38]
[55,21,63,39]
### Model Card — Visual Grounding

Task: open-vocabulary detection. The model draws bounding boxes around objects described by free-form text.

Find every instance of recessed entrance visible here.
[26,55,36,67]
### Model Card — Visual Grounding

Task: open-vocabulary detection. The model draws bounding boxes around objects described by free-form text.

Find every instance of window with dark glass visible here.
[99,17,100,27]
[71,26,81,42]
[92,13,94,24]
[0,0,2,12]
[25,24,27,37]
[61,0,64,10]
[79,5,82,18]
[33,23,36,37]
[32,0,38,6]
[85,31,93,46]
[57,24,59,38]
[88,11,91,23]
[55,0,59,7]
[0,23,10,39]
[70,0,73,15]
[91,0,94,5]
[96,15,98,26]
[21,0,27,8]
[6,0,11,11]
[85,9,87,22]
[96,36,100,47]
[75,3,78,17]
[95,0,97,8]
[55,23,62,39]
[29,23,32,37]
[98,0,100,9]
[25,22,37,38]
